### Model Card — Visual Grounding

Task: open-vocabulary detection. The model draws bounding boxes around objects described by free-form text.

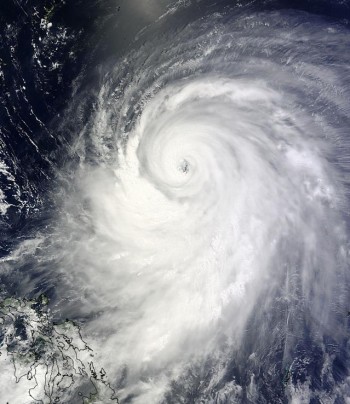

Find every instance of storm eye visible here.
[178,159,190,174]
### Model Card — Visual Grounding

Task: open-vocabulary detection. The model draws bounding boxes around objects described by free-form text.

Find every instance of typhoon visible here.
[1,1,350,403]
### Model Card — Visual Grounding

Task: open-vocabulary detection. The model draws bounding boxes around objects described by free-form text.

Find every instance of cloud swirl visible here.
[57,8,350,403]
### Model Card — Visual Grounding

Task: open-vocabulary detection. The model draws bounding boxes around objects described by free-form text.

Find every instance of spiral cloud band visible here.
[56,7,350,403]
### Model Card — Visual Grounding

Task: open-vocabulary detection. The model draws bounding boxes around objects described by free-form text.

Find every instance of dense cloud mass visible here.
[1,1,350,403]
[53,8,350,403]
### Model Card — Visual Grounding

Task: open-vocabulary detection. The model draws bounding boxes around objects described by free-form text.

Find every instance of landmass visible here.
[0,294,118,403]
